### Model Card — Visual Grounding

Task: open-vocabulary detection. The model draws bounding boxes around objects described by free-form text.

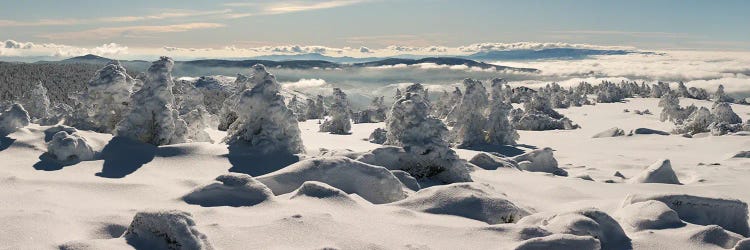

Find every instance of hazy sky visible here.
[2,0,749,58]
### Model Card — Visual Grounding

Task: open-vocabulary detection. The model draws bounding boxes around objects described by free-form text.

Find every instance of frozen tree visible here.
[218,73,254,131]
[115,57,188,146]
[0,103,30,135]
[650,84,664,98]
[524,93,563,119]
[182,107,213,143]
[70,60,135,133]
[689,87,709,100]
[353,96,387,123]
[431,90,452,118]
[320,88,352,134]
[23,81,51,121]
[712,84,734,103]
[674,107,713,135]
[711,102,742,124]
[486,79,519,145]
[659,92,692,123]
[450,78,489,148]
[442,86,463,121]
[394,88,403,101]
[676,82,690,98]
[287,95,307,121]
[304,95,326,120]
[596,81,624,103]
[223,64,304,154]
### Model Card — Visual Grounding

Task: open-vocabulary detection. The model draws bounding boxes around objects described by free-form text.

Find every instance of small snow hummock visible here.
[512,148,567,176]
[615,200,684,231]
[390,170,420,191]
[469,152,519,170]
[392,182,530,224]
[123,210,214,250]
[623,193,750,236]
[517,208,631,250]
[222,64,305,154]
[114,56,189,146]
[319,88,352,134]
[0,103,30,135]
[592,127,625,138]
[256,156,407,204]
[290,181,357,205]
[46,131,95,162]
[514,234,601,250]
[628,159,681,184]
[183,173,274,207]
[687,225,744,249]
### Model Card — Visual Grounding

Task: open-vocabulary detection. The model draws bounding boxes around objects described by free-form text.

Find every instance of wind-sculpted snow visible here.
[290,181,358,205]
[69,60,134,133]
[256,156,406,204]
[469,152,519,170]
[512,148,567,176]
[223,64,305,154]
[124,210,214,250]
[513,234,601,250]
[615,200,684,231]
[319,88,352,134]
[592,127,625,138]
[392,183,530,224]
[115,57,188,146]
[518,208,631,250]
[628,159,681,184]
[0,103,30,135]
[183,173,274,207]
[623,194,750,236]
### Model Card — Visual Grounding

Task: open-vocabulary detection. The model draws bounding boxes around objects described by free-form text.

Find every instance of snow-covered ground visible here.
[1,98,749,249]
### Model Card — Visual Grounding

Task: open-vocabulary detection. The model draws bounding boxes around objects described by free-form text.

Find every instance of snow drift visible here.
[615,200,684,231]
[512,147,567,176]
[183,173,274,207]
[517,208,630,250]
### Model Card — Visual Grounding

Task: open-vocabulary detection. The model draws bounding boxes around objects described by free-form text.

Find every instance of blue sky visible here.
[1,0,749,59]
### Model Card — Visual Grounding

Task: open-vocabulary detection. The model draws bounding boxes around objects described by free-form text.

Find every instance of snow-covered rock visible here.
[627,128,670,136]
[615,200,683,231]
[731,151,750,158]
[514,234,601,250]
[123,210,213,250]
[592,127,625,138]
[390,170,420,191]
[319,88,352,134]
[623,194,749,236]
[469,152,519,170]
[223,64,305,154]
[517,208,630,250]
[70,60,134,133]
[368,128,387,144]
[256,157,406,204]
[628,159,680,184]
[46,131,95,161]
[115,57,188,146]
[0,103,30,135]
[512,148,567,176]
[392,183,530,224]
[183,173,274,207]
[357,146,473,184]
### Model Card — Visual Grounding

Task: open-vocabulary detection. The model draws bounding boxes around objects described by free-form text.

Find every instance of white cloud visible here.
[225,0,367,18]
[39,23,225,40]
[4,40,34,49]
[52,43,129,57]
[0,9,231,27]
[458,42,632,52]
[282,78,329,89]
[359,46,372,53]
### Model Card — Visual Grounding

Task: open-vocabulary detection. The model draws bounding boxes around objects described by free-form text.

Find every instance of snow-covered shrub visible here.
[689,87,709,100]
[372,83,472,183]
[450,78,489,147]
[676,81,690,97]
[615,200,683,231]
[46,131,95,161]
[353,96,387,123]
[0,103,30,135]
[320,88,352,134]
[513,111,579,131]
[287,95,307,121]
[711,102,742,124]
[22,81,51,121]
[183,173,274,207]
[512,148,567,176]
[486,79,518,145]
[368,127,387,144]
[305,95,326,120]
[524,93,563,119]
[713,84,734,103]
[623,194,749,236]
[69,60,134,133]
[596,81,625,103]
[115,57,188,146]
[256,156,406,204]
[674,107,713,135]
[223,64,305,154]
[659,92,693,123]
[124,210,214,250]
[628,159,680,184]
[182,107,213,143]
[392,182,530,224]
[518,208,630,249]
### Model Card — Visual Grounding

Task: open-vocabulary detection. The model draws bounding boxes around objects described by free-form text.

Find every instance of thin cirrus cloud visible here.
[224,0,368,18]
[38,23,226,40]
[0,9,231,27]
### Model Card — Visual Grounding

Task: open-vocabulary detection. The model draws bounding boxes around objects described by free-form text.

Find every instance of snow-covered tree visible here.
[659,92,687,123]
[218,73,254,131]
[182,107,213,143]
[305,95,326,120]
[320,88,352,134]
[711,102,742,125]
[353,96,387,123]
[287,95,307,121]
[450,78,489,148]
[676,82,690,98]
[486,79,519,145]
[385,83,446,147]
[674,107,713,135]
[712,84,734,103]
[23,81,51,121]
[442,86,463,121]
[115,56,188,146]
[70,60,134,133]
[223,64,304,154]
[596,81,624,103]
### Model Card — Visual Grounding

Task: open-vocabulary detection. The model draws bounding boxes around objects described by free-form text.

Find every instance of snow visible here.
[123,210,214,250]
[319,88,352,134]
[517,208,631,249]
[627,159,681,184]
[0,103,30,135]
[182,173,274,207]
[514,234,601,250]
[256,156,407,204]
[469,152,519,170]
[46,131,96,162]
[615,200,684,231]
[512,147,567,176]
[69,60,134,133]
[392,182,531,224]
[592,127,625,138]
[290,181,358,205]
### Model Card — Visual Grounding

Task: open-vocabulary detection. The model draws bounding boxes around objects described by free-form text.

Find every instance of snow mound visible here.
[0,103,30,135]
[731,151,750,158]
[512,148,567,176]
[736,238,750,250]
[469,152,519,170]
[256,156,406,204]
[390,170,420,191]
[124,210,213,250]
[688,225,743,249]
[46,131,96,161]
[290,181,357,205]
[514,234,601,250]
[356,146,473,183]
[623,194,749,236]
[44,125,77,141]
[183,173,274,207]
[615,200,683,231]
[628,159,680,184]
[592,127,625,138]
[517,208,630,249]
[392,183,530,224]
[628,128,670,136]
